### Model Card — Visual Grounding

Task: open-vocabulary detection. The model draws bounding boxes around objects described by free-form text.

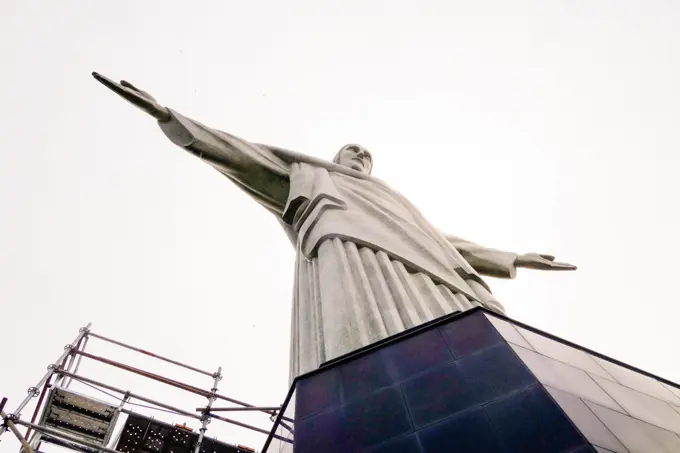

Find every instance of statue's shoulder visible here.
[253,143,314,164]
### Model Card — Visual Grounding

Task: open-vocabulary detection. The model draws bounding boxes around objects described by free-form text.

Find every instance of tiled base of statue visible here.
[264,308,680,453]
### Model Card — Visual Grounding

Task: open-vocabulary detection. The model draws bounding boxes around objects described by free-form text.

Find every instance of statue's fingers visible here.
[120,80,159,103]
[93,72,162,116]
[120,80,142,92]
[92,72,129,97]
[551,261,577,270]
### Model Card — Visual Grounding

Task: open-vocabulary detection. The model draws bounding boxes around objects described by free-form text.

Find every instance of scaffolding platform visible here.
[0,324,290,453]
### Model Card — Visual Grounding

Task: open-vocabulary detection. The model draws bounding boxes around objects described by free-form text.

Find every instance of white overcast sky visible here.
[2,0,680,450]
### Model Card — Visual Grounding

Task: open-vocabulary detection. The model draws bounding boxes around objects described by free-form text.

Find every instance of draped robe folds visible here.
[158,110,519,378]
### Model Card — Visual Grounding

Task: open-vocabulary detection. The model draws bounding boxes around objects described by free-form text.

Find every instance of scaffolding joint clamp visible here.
[26,387,40,398]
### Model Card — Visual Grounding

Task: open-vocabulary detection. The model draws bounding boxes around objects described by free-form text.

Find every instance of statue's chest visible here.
[330,174,418,224]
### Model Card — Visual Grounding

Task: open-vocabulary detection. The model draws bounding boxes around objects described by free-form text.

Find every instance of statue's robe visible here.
[159,110,519,378]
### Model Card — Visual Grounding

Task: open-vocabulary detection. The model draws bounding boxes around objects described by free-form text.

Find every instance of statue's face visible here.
[335,144,373,174]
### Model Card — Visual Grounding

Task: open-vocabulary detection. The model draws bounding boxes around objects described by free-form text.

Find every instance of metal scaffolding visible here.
[0,323,292,453]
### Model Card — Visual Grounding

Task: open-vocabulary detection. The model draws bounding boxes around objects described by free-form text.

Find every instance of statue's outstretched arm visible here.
[446,235,577,279]
[92,72,290,214]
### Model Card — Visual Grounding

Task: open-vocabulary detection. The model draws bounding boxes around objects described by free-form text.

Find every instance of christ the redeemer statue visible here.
[93,73,576,378]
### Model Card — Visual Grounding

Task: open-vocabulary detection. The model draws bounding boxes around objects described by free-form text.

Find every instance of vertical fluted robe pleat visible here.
[290,238,499,379]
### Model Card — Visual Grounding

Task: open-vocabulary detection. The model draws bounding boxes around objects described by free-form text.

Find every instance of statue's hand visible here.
[515,253,577,271]
[92,72,171,122]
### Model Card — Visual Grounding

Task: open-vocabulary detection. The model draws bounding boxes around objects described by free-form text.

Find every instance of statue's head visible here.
[333,144,373,174]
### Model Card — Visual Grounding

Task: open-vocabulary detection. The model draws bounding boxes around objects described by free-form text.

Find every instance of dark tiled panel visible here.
[402,344,536,429]
[485,384,586,453]
[294,407,354,453]
[457,343,536,402]
[402,362,475,428]
[381,329,453,382]
[439,311,501,358]
[345,386,412,450]
[340,351,392,403]
[364,433,422,453]
[295,368,342,420]
[418,408,504,453]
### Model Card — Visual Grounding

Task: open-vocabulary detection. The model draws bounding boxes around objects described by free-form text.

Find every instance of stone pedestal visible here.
[263,308,680,453]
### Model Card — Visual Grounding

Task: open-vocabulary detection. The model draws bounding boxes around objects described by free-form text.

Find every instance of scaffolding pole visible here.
[87,332,214,377]
[22,374,53,441]
[202,406,282,412]
[70,350,213,397]
[55,335,84,388]
[1,399,35,453]
[105,392,131,450]
[194,367,221,453]
[206,413,290,441]
[64,335,89,389]
[6,323,91,422]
